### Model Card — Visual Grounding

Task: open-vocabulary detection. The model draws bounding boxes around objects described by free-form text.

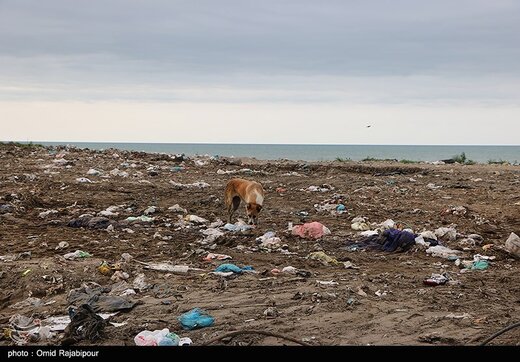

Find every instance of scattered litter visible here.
[98,206,119,217]
[0,204,14,214]
[68,216,113,229]
[427,183,442,190]
[121,253,133,262]
[10,297,44,309]
[0,252,31,262]
[292,222,331,239]
[39,210,58,218]
[281,266,297,274]
[64,250,92,260]
[217,168,261,175]
[132,273,150,292]
[136,261,204,274]
[143,206,157,215]
[419,231,437,240]
[445,313,472,319]
[214,263,254,274]
[110,168,129,177]
[317,280,339,287]
[356,288,368,297]
[64,304,106,343]
[460,255,492,270]
[135,329,184,346]
[97,261,113,275]
[87,168,102,176]
[168,204,187,213]
[426,245,463,259]
[307,251,340,266]
[203,253,232,261]
[459,234,484,247]
[170,180,210,189]
[375,290,387,297]
[256,231,282,249]
[21,269,31,277]
[126,215,154,223]
[336,204,346,212]
[304,184,335,192]
[352,216,367,222]
[434,227,457,242]
[379,219,396,229]
[185,214,208,224]
[76,177,92,183]
[343,261,358,269]
[359,230,378,237]
[110,271,130,282]
[468,260,489,270]
[423,273,449,286]
[68,283,138,312]
[8,312,115,346]
[223,221,252,232]
[178,308,214,330]
[209,219,224,228]
[504,232,520,257]
[444,206,467,216]
[351,222,370,231]
[263,307,279,318]
[379,229,417,252]
[201,228,224,243]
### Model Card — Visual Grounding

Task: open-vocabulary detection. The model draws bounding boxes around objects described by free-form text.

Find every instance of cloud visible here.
[1,0,520,81]
[0,1,519,144]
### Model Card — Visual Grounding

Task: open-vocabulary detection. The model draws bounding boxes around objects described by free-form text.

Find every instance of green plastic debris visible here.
[470,260,489,270]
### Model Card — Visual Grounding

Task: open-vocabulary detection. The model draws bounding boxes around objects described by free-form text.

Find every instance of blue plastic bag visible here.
[214,263,243,273]
[178,308,214,330]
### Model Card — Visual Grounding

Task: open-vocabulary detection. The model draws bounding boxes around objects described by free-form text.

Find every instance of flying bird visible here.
[366,125,371,128]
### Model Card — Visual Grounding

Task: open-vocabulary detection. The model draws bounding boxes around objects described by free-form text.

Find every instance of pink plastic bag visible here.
[292,222,331,239]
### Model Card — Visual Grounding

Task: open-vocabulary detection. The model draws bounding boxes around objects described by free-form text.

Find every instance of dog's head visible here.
[246,203,263,225]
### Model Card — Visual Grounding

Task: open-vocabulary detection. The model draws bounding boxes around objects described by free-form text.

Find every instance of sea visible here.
[35,142,520,164]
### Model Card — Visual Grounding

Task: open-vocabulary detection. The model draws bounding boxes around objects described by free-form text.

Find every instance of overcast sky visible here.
[1,0,519,144]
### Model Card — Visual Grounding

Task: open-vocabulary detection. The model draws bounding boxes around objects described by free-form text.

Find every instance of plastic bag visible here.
[178,308,214,330]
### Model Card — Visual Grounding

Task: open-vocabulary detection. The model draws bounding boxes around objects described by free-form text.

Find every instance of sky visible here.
[1,0,519,145]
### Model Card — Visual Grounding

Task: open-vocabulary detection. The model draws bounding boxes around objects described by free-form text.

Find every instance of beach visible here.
[0,142,519,346]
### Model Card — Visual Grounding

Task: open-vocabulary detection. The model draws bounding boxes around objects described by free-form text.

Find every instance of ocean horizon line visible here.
[3,140,519,164]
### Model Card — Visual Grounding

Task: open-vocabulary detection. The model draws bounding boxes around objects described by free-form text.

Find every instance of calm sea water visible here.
[37,142,520,164]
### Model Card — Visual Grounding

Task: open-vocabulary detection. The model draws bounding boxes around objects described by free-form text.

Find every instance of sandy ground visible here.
[0,143,519,346]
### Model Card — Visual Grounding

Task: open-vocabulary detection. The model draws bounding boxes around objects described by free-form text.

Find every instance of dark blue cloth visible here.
[380,229,416,252]
[343,228,438,253]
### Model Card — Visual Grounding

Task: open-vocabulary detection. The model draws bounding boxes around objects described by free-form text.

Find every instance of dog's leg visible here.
[228,196,241,223]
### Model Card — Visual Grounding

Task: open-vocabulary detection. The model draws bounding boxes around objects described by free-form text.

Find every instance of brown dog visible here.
[225,178,264,225]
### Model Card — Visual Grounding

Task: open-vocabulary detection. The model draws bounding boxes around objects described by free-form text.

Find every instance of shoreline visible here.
[2,141,519,166]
